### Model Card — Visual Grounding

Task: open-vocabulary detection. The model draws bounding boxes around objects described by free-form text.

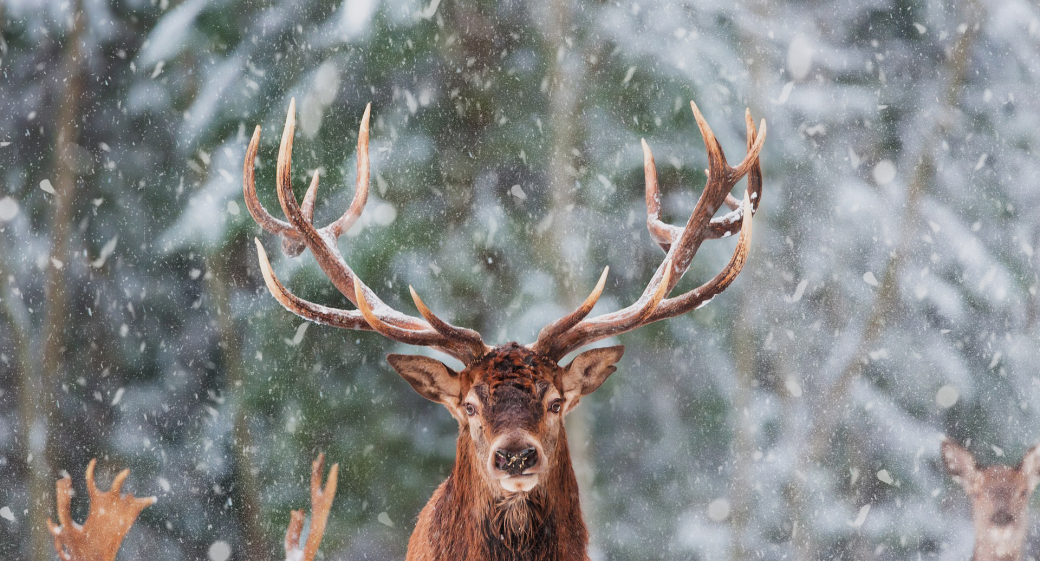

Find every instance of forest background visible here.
[1,0,1039,559]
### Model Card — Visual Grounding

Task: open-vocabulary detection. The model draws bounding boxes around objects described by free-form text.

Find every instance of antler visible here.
[533,102,765,360]
[246,100,490,364]
[48,459,156,561]
[284,454,339,561]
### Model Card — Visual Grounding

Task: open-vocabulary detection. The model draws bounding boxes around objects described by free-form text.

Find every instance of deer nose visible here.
[991,510,1016,527]
[494,446,538,476]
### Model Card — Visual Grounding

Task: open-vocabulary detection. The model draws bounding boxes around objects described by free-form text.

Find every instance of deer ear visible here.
[1020,442,1040,492]
[942,438,978,489]
[386,354,461,406]
[560,346,625,412]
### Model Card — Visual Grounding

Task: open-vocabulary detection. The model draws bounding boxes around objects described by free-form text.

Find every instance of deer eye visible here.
[549,399,562,414]
[464,403,477,417]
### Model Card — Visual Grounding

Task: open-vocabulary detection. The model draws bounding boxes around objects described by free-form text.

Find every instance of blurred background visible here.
[1,0,1039,559]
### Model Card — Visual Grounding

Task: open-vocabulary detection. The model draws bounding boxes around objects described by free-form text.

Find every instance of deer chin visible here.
[498,474,539,494]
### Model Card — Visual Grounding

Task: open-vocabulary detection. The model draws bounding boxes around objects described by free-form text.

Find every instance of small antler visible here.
[246,100,490,364]
[48,459,156,561]
[284,454,339,561]
[533,102,765,360]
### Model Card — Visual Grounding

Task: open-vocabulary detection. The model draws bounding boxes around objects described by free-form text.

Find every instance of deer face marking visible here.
[942,439,1040,561]
[388,343,623,495]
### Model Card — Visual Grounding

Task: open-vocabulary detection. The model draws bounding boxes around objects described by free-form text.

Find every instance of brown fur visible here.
[942,439,1040,561]
[401,343,606,561]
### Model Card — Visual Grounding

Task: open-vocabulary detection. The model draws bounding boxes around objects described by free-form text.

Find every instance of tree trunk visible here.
[32,8,85,561]
[207,245,269,560]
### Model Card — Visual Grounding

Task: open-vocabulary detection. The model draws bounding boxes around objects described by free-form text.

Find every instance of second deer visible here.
[942,438,1040,561]
[244,98,765,560]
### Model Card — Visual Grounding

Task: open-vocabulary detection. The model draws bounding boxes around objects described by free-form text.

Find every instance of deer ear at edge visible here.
[941,438,978,489]
[1020,442,1040,492]
[386,354,461,407]
[560,346,625,413]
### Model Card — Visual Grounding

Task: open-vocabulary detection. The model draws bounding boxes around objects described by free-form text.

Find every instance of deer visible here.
[941,438,1040,561]
[243,97,765,560]
[47,455,337,561]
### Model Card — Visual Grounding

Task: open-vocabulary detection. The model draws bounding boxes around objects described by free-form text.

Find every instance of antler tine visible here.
[546,263,673,360]
[282,170,321,257]
[255,238,373,330]
[662,103,765,294]
[247,101,489,365]
[410,286,491,362]
[603,263,672,336]
[731,116,767,179]
[707,110,763,239]
[284,510,306,560]
[51,474,75,533]
[49,459,157,561]
[649,189,754,321]
[303,454,338,561]
[354,279,467,359]
[531,267,609,355]
[268,100,419,318]
[689,100,728,182]
[244,124,301,243]
[534,103,764,360]
[275,99,312,241]
[284,454,339,561]
[301,170,320,224]
[643,140,682,253]
[326,103,371,238]
[267,99,383,310]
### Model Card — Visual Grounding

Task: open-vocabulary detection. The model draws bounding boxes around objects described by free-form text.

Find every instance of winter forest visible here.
[2,0,1040,559]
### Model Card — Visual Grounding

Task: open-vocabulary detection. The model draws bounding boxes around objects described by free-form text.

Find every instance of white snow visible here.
[789,279,808,303]
[706,498,730,521]
[848,504,871,528]
[208,540,231,561]
[935,385,959,408]
[872,160,896,185]
[775,81,794,105]
[0,197,19,221]
[787,35,813,81]
[785,376,803,397]
[510,185,527,200]
[91,236,119,268]
[622,66,636,85]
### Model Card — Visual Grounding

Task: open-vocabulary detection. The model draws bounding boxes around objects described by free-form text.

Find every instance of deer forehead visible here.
[978,467,1028,496]
[464,344,563,391]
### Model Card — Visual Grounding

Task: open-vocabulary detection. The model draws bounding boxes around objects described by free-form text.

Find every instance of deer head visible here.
[244,98,764,557]
[942,438,1040,561]
[388,342,623,495]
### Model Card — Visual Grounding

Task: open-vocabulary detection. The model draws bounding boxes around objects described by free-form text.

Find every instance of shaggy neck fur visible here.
[407,428,589,561]
[972,526,1027,561]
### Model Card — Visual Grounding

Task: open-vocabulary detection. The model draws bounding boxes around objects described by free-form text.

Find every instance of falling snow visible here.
[1,0,1039,559]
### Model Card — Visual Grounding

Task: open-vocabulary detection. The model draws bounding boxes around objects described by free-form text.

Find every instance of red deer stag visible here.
[48,455,337,561]
[942,438,1040,561]
[244,98,765,560]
